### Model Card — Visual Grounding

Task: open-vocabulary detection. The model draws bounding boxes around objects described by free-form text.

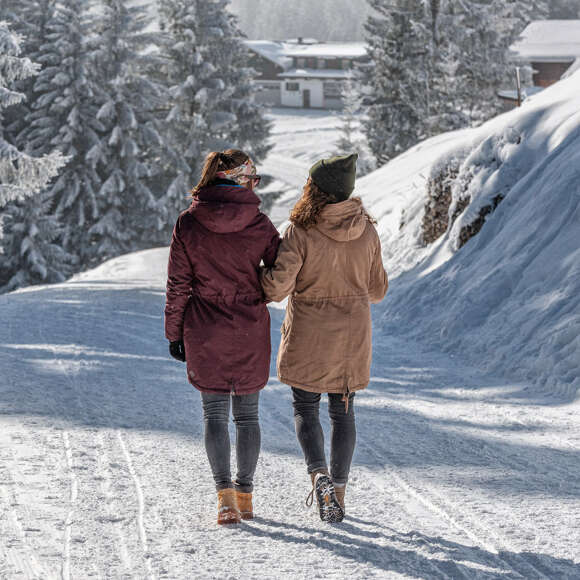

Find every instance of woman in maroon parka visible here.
[164,149,280,525]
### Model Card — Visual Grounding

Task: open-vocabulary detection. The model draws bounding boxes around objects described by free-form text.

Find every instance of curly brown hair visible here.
[290,178,376,229]
[289,178,337,229]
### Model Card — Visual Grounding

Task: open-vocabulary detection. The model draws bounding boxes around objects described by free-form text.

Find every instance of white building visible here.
[245,39,369,110]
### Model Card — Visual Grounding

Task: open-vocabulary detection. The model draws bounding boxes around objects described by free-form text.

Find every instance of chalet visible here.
[244,40,292,107]
[499,20,580,107]
[245,39,369,109]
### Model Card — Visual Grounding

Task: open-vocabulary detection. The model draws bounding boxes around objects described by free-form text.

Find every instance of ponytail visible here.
[191,149,250,197]
[191,152,223,196]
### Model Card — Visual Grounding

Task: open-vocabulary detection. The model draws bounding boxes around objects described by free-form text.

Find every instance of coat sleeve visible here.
[369,234,389,304]
[164,216,194,341]
[261,217,282,268]
[260,224,305,302]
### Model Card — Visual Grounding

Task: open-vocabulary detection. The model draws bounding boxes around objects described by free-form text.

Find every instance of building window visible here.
[318,58,326,69]
[326,59,342,70]
[342,59,352,70]
[307,58,317,68]
[297,58,306,68]
[323,81,342,98]
[286,82,300,92]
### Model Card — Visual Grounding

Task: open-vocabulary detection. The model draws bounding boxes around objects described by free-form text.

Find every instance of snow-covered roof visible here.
[244,40,293,70]
[510,20,580,62]
[279,68,361,80]
[562,57,580,79]
[282,42,368,59]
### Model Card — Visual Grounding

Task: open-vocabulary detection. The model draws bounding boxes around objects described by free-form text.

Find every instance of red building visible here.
[499,20,580,107]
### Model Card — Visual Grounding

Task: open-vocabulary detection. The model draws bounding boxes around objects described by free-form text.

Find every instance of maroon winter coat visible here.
[164,182,281,395]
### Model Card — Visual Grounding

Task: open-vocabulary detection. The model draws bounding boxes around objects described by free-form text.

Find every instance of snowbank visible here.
[358,71,580,399]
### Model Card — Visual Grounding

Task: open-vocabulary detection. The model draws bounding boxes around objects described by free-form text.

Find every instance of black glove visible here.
[169,340,186,362]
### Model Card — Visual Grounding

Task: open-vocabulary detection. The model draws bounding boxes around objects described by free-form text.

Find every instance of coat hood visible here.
[188,184,261,234]
[315,198,368,242]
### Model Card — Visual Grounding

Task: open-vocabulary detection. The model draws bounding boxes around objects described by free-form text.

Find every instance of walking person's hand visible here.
[169,340,186,362]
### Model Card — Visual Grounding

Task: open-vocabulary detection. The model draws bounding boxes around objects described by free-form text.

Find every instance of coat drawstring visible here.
[342,381,350,413]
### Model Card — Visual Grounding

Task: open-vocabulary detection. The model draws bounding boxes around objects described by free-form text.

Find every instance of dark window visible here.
[326,59,342,70]
[532,61,572,87]
[286,82,300,91]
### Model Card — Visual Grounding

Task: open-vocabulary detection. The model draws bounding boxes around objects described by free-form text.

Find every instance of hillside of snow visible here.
[354,71,580,400]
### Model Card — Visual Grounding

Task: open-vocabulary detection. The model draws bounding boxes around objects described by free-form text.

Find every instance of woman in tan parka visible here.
[260,153,388,523]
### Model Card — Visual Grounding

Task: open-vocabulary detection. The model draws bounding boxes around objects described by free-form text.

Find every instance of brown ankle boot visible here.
[217,488,241,525]
[334,484,346,512]
[236,490,253,520]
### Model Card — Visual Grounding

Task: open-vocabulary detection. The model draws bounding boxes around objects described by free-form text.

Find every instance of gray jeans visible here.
[292,387,356,485]
[200,391,261,493]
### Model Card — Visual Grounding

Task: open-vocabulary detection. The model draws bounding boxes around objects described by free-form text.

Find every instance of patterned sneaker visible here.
[312,473,344,523]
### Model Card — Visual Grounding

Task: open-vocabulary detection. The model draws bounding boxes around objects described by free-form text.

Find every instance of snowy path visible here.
[1,250,579,579]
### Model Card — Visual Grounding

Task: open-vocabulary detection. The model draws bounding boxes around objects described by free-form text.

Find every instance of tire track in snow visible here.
[35,317,85,580]
[0,301,48,577]
[96,432,132,572]
[357,419,553,580]
[0,481,53,579]
[61,431,78,580]
[117,431,155,580]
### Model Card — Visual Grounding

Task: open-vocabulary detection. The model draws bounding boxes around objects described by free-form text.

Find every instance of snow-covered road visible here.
[1,248,579,579]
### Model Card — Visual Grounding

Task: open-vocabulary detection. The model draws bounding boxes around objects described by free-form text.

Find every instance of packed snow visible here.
[1,83,580,578]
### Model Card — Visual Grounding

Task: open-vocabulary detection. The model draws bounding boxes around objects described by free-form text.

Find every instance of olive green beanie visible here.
[309,153,358,202]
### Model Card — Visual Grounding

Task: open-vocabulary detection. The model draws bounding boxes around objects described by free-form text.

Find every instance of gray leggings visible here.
[200,392,261,493]
[292,387,356,485]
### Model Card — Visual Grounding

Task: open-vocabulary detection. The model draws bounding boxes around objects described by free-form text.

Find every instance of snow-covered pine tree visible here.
[0,192,73,291]
[549,0,580,18]
[363,0,433,164]
[20,0,104,266]
[88,0,167,261]
[506,0,549,25]
[335,74,375,176]
[0,21,65,207]
[158,0,271,224]
[447,0,549,124]
[362,0,550,163]
[0,20,68,290]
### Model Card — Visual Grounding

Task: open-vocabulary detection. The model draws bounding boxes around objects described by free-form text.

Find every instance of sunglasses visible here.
[248,174,262,186]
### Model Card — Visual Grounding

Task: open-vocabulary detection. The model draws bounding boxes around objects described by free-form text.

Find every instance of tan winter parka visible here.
[260,198,389,396]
